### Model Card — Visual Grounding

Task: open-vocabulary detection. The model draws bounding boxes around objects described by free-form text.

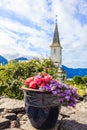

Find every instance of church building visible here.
[50,20,66,82]
[50,21,62,67]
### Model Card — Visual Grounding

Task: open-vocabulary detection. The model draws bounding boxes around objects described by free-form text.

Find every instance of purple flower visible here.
[63,84,69,89]
[50,85,56,91]
[57,84,63,88]
[66,90,71,95]
[58,98,63,104]
[52,91,57,95]
[68,102,76,108]
[44,85,51,92]
[65,96,70,101]
[57,89,60,93]
[38,87,45,92]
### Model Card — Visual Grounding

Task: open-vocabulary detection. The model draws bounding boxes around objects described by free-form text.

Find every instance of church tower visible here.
[50,20,62,67]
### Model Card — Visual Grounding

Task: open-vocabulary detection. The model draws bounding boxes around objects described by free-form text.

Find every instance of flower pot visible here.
[21,87,61,129]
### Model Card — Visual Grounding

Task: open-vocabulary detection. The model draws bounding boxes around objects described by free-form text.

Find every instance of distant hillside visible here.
[0,55,8,65]
[15,56,34,62]
[15,57,28,62]
[62,65,87,78]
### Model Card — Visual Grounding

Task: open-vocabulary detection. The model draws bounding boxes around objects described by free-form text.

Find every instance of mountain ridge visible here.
[62,65,87,78]
[0,55,8,64]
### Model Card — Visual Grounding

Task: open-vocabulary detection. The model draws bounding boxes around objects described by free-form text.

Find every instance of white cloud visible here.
[77,0,87,16]
[0,0,87,68]
[0,16,50,59]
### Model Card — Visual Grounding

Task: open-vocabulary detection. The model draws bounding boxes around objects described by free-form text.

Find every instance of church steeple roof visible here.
[50,20,62,48]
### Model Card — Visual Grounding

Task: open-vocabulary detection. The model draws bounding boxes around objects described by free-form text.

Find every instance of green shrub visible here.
[82,75,87,84]
[73,76,84,85]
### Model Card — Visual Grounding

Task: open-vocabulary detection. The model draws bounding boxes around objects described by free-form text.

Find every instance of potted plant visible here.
[21,72,79,129]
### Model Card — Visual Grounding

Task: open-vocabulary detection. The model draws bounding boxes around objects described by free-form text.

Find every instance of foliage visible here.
[66,76,86,96]
[73,76,84,85]
[76,84,86,96]
[0,58,57,99]
[82,75,87,84]
[66,80,74,86]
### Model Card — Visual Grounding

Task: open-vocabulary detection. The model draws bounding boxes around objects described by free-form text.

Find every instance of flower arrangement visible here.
[23,72,79,108]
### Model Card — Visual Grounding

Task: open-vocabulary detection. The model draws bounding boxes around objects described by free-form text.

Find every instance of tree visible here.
[73,76,84,85]
[82,75,87,84]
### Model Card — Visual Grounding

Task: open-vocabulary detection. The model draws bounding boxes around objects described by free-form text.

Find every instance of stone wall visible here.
[0,97,87,130]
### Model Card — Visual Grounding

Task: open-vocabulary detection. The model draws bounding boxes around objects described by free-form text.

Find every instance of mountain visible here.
[15,57,28,62]
[0,55,8,65]
[15,56,34,62]
[62,65,87,78]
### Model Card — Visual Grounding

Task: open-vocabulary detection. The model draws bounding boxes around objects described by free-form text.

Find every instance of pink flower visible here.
[44,75,52,83]
[34,76,43,85]
[25,77,34,85]
[40,83,46,87]
[29,81,37,89]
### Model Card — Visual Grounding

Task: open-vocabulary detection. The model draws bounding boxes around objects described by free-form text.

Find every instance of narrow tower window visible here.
[54,48,56,54]
[60,49,61,55]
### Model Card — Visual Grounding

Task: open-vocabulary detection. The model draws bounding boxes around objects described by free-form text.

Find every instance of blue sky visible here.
[0,0,87,68]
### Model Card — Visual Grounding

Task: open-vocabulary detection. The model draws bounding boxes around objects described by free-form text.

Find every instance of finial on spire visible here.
[56,15,58,23]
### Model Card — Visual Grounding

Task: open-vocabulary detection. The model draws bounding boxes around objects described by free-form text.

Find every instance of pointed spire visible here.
[51,15,61,48]
[52,22,60,44]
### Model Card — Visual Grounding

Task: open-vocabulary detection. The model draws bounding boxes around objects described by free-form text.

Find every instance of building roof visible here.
[50,22,62,48]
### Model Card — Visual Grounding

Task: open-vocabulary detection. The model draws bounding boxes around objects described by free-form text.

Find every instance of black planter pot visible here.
[22,87,61,129]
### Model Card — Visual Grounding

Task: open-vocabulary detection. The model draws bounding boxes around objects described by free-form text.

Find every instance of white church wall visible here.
[51,47,62,66]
